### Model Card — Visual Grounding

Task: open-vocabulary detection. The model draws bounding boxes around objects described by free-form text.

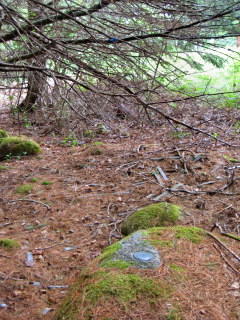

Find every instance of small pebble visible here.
[42,308,53,315]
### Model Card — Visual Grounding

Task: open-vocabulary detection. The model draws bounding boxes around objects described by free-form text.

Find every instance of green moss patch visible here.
[121,202,182,235]
[16,184,34,194]
[54,270,170,320]
[0,136,41,160]
[0,165,8,170]
[173,226,207,244]
[89,147,103,155]
[86,272,167,304]
[0,129,8,138]
[42,180,53,185]
[146,226,207,244]
[0,238,19,248]
[99,242,122,267]
[100,259,133,270]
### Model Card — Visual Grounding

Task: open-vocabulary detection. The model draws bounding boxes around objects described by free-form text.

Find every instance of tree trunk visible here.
[17,1,49,112]
[17,57,46,112]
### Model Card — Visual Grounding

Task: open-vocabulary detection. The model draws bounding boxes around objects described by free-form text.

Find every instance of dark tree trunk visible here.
[17,0,50,113]
[17,57,46,112]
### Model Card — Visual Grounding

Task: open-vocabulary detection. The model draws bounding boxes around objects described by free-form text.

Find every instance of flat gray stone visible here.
[109,231,161,269]
[133,251,154,262]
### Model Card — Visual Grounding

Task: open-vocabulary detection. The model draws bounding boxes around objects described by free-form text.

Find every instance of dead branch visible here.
[0,199,51,210]
[207,232,240,262]
[213,244,240,276]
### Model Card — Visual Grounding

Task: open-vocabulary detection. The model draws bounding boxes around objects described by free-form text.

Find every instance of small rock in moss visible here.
[121,202,182,235]
[0,238,19,248]
[0,129,8,138]
[0,136,41,160]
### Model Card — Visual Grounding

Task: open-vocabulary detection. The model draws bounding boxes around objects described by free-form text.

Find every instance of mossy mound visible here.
[0,238,19,248]
[0,129,8,138]
[0,136,41,160]
[54,268,171,320]
[121,202,182,235]
[54,226,239,320]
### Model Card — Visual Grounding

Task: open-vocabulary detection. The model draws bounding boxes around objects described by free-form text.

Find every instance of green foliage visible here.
[173,50,240,108]
[0,136,41,161]
[0,165,8,170]
[171,126,191,138]
[42,181,53,185]
[30,177,38,182]
[16,184,34,194]
[61,132,79,147]
[89,147,103,155]
[0,238,19,248]
[223,155,239,163]
[0,130,8,138]
[83,130,96,138]
[121,202,182,235]
[201,53,225,68]
[91,141,105,146]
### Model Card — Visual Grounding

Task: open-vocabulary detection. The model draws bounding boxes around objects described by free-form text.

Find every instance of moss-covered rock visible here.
[53,226,239,320]
[0,129,8,138]
[0,136,41,160]
[54,269,170,320]
[121,202,182,235]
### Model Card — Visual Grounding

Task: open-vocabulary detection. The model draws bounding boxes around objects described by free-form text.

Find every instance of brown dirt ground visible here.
[0,104,239,320]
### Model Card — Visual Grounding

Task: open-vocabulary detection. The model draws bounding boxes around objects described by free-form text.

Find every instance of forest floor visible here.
[0,103,239,320]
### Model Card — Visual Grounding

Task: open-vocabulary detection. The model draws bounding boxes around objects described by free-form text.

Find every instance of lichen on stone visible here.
[121,202,182,235]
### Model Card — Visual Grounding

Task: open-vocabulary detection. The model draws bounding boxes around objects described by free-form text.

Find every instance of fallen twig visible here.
[213,244,240,275]
[0,222,13,229]
[0,254,10,258]
[207,232,240,262]
[166,187,240,196]
[0,199,51,210]
[212,223,240,242]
